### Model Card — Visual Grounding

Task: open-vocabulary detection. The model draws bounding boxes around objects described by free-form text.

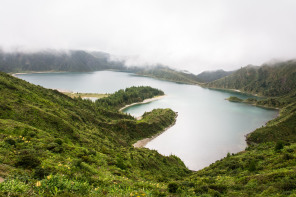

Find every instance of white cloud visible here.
[1,0,296,73]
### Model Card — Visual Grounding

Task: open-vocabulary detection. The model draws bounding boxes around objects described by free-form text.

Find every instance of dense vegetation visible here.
[0,72,190,196]
[96,86,164,110]
[196,69,234,83]
[206,60,296,97]
[226,96,243,103]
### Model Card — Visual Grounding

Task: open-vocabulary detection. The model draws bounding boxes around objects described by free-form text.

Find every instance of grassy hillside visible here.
[206,60,296,96]
[0,72,190,196]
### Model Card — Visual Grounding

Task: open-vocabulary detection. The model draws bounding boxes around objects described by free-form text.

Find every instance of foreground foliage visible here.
[0,72,189,196]
[1,58,296,196]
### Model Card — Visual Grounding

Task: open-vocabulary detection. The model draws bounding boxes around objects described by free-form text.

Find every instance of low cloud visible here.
[1,0,296,73]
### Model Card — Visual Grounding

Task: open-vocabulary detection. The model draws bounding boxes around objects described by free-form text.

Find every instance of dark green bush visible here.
[16,153,41,169]
[194,185,208,195]
[278,177,296,191]
[47,142,63,153]
[4,137,16,146]
[54,138,63,145]
[282,153,293,160]
[275,141,284,151]
[34,166,50,179]
[248,160,257,172]
[168,182,179,193]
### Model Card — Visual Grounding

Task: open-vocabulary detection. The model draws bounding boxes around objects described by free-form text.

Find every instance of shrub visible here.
[282,153,293,160]
[16,151,41,169]
[47,142,63,153]
[0,179,29,195]
[278,177,296,191]
[275,141,284,151]
[34,166,50,179]
[168,182,179,193]
[54,138,63,145]
[116,157,127,170]
[4,138,16,146]
[248,160,257,172]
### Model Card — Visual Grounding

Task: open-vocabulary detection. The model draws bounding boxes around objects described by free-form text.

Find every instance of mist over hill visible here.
[196,69,234,83]
[0,50,125,73]
[206,60,296,96]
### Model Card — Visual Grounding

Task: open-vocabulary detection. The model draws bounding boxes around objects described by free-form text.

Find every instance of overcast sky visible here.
[1,0,296,73]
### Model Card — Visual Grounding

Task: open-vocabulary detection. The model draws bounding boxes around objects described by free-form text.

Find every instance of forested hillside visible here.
[206,60,296,96]
[0,72,190,196]
[0,50,125,73]
[196,69,234,83]
[0,49,234,85]
[127,65,201,84]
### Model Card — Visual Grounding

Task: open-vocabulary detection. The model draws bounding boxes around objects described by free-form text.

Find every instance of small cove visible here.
[16,71,278,170]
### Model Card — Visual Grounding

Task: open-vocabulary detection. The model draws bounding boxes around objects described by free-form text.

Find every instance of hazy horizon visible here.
[1,0,296,73]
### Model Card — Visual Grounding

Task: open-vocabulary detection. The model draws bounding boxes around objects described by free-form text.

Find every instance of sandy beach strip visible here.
[119,95,166,112]
[133,112,177,148]
[11,71,65,77]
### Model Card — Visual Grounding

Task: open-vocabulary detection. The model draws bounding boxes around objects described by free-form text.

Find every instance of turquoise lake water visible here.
[16,71,278,170]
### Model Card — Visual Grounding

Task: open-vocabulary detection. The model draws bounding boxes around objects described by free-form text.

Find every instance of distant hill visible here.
[0,50,205,84]
[0,50,125,73]
[196,69,234,83]
[127,65,201,84]
[206,60,296,96]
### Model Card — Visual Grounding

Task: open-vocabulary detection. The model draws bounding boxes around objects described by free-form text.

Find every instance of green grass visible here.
[0,72,190,196]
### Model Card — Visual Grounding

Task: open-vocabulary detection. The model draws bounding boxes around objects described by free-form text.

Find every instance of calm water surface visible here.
[17,71,278,170]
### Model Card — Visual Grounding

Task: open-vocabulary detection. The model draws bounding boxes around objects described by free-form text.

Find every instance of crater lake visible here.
[16,71,278,170]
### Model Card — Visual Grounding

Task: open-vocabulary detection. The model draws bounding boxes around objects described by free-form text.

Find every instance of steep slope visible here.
[206,60,296,96]
[196,69,234,83]
[0,72,190,196]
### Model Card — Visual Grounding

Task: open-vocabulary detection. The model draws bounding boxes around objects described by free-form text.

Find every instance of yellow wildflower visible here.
[47,175,51,180]
[36,181,41,187]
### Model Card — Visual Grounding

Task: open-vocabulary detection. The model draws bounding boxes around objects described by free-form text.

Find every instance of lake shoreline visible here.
[133,112,178,148]
[119,95,166,112]
[15,70,279,170]
[11,70,66,77]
